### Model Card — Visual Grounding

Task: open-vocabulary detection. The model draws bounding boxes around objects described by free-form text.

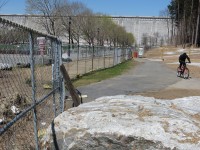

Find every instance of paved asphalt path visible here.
[78,59,181,103]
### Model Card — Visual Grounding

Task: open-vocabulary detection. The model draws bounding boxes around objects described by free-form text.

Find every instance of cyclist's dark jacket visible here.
[179,53,190,62]
[179,53,190,68]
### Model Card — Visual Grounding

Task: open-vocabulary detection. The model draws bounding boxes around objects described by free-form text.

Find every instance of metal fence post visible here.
[92,45,94,71]
[52,40,57,117]
[97,46,99,69]
[29,31,39,150]
[113,47,115,66]
[57,40,65,113]
[117,47,119,65]
[76,44,79,76]
[103,48,105,68]
[85,46,87,74]
[109,46,111,67]
[61,42,65,113]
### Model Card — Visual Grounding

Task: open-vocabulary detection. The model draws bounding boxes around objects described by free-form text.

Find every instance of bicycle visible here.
[177,62,190,79]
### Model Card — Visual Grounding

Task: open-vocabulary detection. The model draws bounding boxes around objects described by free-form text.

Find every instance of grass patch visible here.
[72,60,136,87]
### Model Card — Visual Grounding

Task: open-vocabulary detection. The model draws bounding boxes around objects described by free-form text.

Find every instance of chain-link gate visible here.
[0,17,64,150]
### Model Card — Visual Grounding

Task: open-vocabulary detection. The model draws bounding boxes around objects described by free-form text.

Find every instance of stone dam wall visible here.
[0,15,172,45]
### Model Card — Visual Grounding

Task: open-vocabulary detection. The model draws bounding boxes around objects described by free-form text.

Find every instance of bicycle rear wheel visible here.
[183,68,189,79]
[177,67,181,77]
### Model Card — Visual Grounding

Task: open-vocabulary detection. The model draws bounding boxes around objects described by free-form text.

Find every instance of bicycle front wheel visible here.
[183,68,189,79]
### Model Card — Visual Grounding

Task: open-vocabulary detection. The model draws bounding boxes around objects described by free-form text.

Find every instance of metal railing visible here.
[0,17,132,149]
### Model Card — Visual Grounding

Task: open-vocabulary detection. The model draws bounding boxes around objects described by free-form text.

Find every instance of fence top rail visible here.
[0,14,171,20]
[0,17,61,42]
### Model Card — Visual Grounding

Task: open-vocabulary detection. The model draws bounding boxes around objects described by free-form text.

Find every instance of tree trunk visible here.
[177,0,180,45]
[171,19,174,45]
[195,0,200,47]
[189,0,194,45]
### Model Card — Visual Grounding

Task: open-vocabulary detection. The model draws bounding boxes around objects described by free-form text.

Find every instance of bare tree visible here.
[58,1,90,44]
[26,0,64,35]
[107,21,118,46]
[0,0,8,9]
[189,0,194,46]
[153,32,160,46]
[141,34,148,48]
[25,0,135,48]
[160,8,172,45]
[80,11,98,46]
[195,0,200,47]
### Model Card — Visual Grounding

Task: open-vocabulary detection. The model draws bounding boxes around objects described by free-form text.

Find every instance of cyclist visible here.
[179,52,191,69]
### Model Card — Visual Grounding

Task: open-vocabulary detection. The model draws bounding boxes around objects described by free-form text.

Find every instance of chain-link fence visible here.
[0,17,64,150]
[0,17,132,150]
[62,44,133,78]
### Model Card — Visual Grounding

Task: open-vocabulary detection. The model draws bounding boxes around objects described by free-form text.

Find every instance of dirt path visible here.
[138,47,200,99]
[138,75,200,99]
[77,47,200,102]
[78,58,191,102]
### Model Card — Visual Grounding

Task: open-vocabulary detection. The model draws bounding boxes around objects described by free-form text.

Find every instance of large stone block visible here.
[41,95,200,150]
